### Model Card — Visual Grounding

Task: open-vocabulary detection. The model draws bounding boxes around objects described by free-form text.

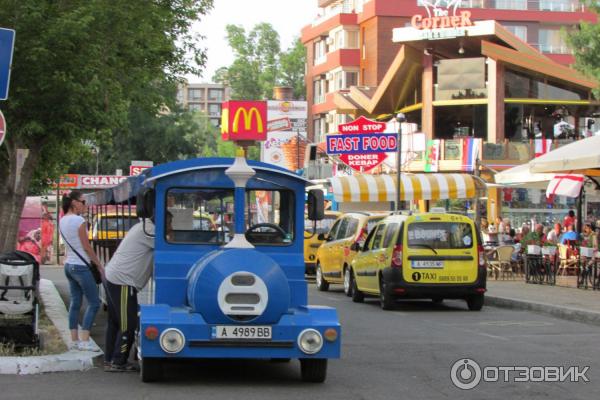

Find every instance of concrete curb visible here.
[0,279,103,375]
[486,295,600,327]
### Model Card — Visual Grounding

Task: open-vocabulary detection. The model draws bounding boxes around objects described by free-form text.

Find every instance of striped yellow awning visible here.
[330,173,487,203]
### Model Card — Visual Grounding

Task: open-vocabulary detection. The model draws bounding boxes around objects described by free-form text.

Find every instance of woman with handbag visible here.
[60,190,104,351]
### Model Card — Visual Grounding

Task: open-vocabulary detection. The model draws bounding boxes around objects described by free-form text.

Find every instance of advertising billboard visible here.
[262,100,307,171]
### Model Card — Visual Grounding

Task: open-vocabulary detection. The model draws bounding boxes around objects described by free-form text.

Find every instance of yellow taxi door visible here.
[327,218,350,281]
[318,218,343,277]
[352,224,380,293]
[365,224,386,292]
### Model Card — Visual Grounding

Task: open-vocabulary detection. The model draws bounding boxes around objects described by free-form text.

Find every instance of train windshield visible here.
[165,188,294,245]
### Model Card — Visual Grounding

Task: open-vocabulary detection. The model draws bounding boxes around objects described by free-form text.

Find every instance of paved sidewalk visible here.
[486,279,600,326]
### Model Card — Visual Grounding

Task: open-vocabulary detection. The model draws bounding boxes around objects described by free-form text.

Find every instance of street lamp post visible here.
[395,113,406,211]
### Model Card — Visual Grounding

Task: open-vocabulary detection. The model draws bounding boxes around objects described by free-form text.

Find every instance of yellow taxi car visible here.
[350,212,486,310]
[304,211,341,274]
[315,212,389,294]
[88,212,139,241]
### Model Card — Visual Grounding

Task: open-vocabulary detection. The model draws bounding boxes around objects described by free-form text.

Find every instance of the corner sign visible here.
[393,1,486,43]
[221,101,267,142]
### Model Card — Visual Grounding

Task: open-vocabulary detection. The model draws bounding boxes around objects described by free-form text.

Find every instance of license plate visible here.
[411,260,444,269]
[212,325,272,340]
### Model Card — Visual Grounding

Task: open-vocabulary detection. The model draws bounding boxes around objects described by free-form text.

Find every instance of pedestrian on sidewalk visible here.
[103,212,173,372]
[60,190,104,351]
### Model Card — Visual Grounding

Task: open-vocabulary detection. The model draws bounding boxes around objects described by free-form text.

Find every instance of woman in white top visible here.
[60,191,104,351]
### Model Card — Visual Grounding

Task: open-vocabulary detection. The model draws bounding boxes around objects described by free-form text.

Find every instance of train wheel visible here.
[316,264,329,291]
[140,357,162,382]
[300,359,327,383]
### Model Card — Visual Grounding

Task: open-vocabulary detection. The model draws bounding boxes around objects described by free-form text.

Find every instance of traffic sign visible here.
[0,28,16,101]
[0,109,6,146]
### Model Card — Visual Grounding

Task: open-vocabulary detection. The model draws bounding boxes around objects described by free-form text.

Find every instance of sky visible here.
[188,0,319,83]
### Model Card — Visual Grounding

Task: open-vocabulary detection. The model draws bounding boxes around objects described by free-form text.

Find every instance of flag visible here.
[424,139,440,172]
[534,139,552,158]
[546,174,585,201]
[461,137,481,172]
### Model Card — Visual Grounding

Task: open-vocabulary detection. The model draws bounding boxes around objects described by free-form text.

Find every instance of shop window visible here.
[505,69,587,100]
[434,105,487,140]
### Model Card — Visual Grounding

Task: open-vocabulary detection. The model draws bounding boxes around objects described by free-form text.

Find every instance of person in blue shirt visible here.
[560,224,579,244]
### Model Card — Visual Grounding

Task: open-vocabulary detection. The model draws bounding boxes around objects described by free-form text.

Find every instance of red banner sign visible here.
[336,116,389,172]
[221,101,267,141]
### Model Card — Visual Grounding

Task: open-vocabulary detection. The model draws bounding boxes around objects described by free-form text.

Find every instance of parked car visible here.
[350,212,487,310]
[304,211,341,274]
[315,212,389,294]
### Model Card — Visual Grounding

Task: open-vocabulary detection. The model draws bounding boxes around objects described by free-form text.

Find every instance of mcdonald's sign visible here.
[221,101,267,141]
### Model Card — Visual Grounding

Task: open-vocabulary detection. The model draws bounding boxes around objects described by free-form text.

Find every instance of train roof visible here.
[144,157,308,185]
[84,157,308,206]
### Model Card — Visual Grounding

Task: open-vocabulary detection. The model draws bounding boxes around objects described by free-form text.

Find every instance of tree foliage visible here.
[213,24,306,100]
[566,1,600,97]
[0,0,214,251]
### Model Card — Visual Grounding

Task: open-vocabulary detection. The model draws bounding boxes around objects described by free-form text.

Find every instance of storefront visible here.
[327,4,598,222]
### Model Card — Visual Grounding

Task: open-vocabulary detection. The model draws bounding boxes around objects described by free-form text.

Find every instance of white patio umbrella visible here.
[529,135,600,176]
[494,163,556,189]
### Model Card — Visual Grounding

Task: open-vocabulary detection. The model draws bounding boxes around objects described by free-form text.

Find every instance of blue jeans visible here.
[64,263,100,331]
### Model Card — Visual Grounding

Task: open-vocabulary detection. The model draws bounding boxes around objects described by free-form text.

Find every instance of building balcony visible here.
[301,13,358,44]
[312,49,361,76]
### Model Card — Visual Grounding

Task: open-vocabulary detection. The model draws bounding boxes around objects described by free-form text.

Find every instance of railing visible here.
[482,138,580,161]
[312,2,355,27]
[417,0,585,12]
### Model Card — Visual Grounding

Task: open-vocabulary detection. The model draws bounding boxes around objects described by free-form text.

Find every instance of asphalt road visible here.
[2,269,599,399]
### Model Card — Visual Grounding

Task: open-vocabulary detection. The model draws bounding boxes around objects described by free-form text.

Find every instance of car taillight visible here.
[391,245,403,268]
[478,245,485,267]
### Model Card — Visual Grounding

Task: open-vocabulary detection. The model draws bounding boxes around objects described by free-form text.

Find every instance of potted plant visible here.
[542,242,557,256]
[579,238,595,258]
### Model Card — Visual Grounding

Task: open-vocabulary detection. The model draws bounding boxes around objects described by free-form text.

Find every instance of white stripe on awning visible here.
[329,173,487,203]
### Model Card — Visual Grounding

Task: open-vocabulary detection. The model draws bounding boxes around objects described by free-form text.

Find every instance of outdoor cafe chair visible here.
[557,243,578,276]
[488,245,515,280]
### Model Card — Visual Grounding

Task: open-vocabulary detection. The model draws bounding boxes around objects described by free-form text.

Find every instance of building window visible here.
[210,118,220,127]
[361,28,366,60]
[313,79,325,104]
[539,0,579,12]
[495,0,527,10]
[188,88,204,101]
[313,116,326,144]
[208,103,221,116]
[208,88,223,101]
[314,40,327,65]
[188,103,203,112]
[332,70,359,91]
[539,29,569,54]
[504,25,527,42]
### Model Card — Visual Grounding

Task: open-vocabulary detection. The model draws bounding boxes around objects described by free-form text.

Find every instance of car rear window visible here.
[365,217,384,234]
[407,222,474,249]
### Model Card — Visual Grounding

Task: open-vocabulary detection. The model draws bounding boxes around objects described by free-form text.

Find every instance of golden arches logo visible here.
[232,107,264,133]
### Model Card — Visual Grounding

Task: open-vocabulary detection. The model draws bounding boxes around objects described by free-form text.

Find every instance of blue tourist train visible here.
[85,153,341,382]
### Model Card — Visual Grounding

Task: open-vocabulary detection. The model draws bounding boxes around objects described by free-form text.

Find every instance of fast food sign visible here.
[221,101,267,141]
[326,116,395,172]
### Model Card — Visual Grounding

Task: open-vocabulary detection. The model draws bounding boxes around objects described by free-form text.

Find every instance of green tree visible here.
[565,1,600,97]
[214,23,281,100]
[280,38,307,100]
[0,0,213,251]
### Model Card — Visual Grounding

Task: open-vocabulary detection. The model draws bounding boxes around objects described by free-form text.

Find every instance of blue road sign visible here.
[0,28,16,101]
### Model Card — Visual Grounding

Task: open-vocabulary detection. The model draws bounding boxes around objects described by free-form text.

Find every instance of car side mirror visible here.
[350,242,361,252]
[317,233,326,241]
[307,189,324,221]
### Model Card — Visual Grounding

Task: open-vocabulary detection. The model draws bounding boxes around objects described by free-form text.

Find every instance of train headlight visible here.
[159,328,185,354]
[297,329,323,355]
